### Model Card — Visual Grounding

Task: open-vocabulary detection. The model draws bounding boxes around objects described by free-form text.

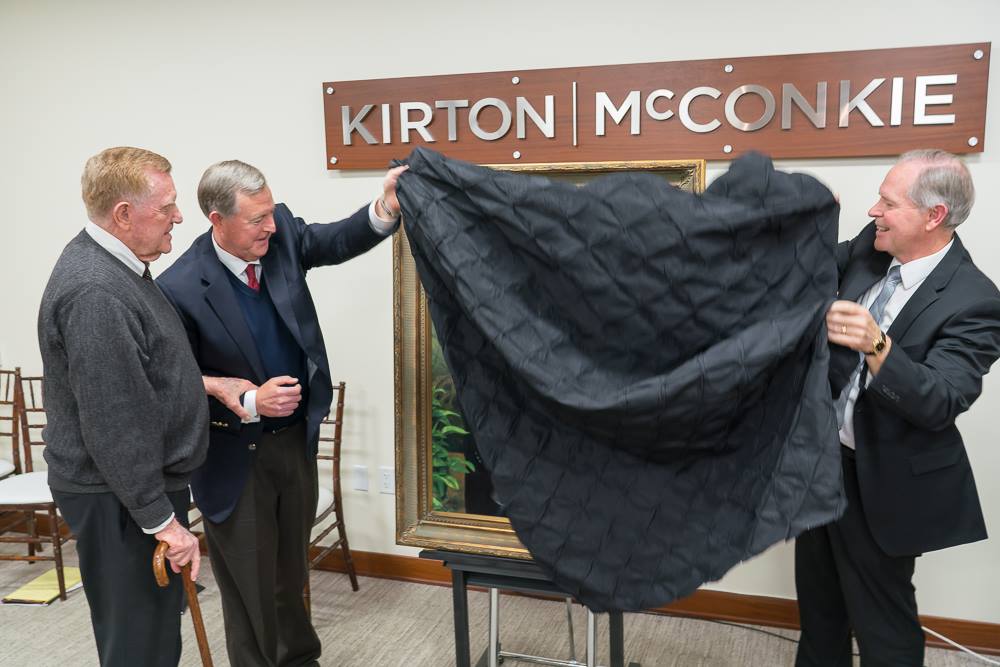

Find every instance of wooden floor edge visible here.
[312,546,1000,656]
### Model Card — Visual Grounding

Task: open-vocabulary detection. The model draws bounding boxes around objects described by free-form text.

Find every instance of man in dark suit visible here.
[795,150,1000,665]
[158,159,405,666]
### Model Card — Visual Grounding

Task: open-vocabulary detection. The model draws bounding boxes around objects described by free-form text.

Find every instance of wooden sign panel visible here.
[322,43,989,170]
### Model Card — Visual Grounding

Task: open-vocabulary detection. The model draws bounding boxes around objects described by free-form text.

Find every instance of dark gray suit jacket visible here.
[831,222,1000,556]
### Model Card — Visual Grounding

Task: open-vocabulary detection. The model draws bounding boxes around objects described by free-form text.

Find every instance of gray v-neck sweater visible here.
[38,231,208,530]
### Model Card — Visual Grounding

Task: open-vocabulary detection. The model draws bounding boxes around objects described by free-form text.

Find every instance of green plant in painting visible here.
[431,386,475,511]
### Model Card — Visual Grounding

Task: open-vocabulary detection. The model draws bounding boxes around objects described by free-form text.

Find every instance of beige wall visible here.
[2,0,998,623]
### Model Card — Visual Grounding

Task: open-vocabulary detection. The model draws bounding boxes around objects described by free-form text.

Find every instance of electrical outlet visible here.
[352,465,369,492]
[379,466,394,494]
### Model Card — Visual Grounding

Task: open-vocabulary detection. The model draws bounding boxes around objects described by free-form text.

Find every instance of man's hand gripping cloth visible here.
[397,148,845,612]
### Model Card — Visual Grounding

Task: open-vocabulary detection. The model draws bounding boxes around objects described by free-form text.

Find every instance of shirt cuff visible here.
[143,513,175,535]
[368,199,399,236]
[243,389,260,423]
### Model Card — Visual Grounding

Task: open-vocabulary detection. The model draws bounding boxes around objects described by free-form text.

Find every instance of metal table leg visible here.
[586,610,596,667]
[489,588,501,667]
[609,612,623,667]
[452,569,471,667]
[565,598,577,662]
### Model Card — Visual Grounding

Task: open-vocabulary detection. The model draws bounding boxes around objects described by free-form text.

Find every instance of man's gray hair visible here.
[898,149,975,229]
[197,160,267,218]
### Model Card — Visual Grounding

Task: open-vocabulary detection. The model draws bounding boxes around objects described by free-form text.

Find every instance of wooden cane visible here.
[153,541,213,667]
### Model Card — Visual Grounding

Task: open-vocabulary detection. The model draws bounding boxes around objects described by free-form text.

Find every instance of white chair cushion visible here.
[0,471,53,504]
[0,459,14,478]
[315,486,334,520]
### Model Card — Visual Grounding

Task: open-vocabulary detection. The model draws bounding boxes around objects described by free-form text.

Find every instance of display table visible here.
[420,550,640,667]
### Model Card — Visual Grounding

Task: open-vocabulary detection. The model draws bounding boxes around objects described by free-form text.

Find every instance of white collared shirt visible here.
[840,239,953,448]
[85,221,147,277]
[211,233,262,286]
[367,199,399,235]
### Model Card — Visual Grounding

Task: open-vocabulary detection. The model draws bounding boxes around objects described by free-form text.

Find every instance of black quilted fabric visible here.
[397,148,846,612]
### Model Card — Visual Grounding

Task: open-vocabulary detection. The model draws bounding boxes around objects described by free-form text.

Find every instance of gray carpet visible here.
[0,542,983,666]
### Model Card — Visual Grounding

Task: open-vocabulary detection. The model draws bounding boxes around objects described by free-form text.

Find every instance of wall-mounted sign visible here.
[322,43,989,170]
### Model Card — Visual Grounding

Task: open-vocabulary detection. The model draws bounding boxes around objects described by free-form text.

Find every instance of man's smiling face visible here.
[868,160,939,263]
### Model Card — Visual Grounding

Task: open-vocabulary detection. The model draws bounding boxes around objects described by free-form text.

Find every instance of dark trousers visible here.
[52,487,191,667]
[204,421,321,667]
[795,448,924,667]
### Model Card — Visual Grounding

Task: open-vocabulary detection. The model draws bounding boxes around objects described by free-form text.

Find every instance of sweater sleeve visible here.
[59,288,174,530]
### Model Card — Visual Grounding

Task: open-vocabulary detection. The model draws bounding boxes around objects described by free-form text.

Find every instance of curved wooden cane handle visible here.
[151,540,214,666]
[153,541,171,587]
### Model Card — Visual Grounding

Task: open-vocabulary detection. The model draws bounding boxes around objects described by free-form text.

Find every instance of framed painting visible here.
[394,158,706,557]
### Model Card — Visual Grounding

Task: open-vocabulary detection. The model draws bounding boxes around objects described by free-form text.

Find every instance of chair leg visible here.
[26,510,37,558]
[338,524,359,592]
[303,573,312,619]
[50,508,66,601]
[35,511,46,552]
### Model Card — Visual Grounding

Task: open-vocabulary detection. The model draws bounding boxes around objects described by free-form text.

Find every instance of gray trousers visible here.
[52,488,191,667]
[204,422,321,667]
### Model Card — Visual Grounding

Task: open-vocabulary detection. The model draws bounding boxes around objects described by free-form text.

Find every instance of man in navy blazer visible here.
[158,159,405,666]
[796,150,1000,666]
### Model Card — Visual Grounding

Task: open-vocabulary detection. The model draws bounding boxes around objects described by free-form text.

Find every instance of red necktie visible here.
[246,264,260,292]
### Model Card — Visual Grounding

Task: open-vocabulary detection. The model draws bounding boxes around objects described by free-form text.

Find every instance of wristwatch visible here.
[866,330,887,356]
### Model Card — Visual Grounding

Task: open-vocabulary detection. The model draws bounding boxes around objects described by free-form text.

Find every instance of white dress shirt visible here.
[84,221,174,533]
[85,221,147,277]
[839,240,953,449]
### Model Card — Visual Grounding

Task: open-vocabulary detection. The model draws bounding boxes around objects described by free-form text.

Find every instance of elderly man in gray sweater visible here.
[37,147,209,667]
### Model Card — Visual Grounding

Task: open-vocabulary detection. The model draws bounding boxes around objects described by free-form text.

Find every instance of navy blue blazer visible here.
[830,223,1000,556]
[158,202,390,523]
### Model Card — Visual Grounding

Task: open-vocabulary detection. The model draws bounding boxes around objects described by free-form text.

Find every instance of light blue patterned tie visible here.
[835,265,903,428]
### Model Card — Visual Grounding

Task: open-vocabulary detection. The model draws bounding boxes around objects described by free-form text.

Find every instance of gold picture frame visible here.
[393,158,706,558]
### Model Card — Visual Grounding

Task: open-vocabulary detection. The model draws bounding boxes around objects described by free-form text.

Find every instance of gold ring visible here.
[841,325,847,335]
